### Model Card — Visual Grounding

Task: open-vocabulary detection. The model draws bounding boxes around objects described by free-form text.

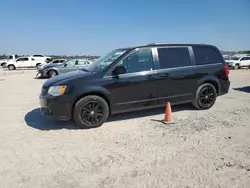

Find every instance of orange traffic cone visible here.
[163,102,174,124]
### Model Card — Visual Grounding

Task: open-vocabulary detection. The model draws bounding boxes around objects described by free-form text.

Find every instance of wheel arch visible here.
[1,62,6,66]
[196,76,220,94]
[72,90,111,116]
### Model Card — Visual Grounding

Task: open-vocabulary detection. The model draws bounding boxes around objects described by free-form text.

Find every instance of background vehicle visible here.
[40,43,230,129]
[30,54,52,62]
[38,59,92,78]
[226,56,250,69]
[38,59,66,69]
[6,57,46,70]
[0,55,19,68]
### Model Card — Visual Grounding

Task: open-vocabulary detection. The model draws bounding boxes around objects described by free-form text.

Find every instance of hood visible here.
[43,70,92,87]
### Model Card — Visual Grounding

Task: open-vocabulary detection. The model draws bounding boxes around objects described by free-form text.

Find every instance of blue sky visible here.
[0,0,250,55]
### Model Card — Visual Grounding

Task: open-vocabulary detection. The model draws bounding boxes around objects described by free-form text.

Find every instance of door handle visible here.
[147,75,157,80]
[160,73,169,78]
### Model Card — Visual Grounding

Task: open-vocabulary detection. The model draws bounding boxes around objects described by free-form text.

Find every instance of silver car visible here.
[37,59,92,78]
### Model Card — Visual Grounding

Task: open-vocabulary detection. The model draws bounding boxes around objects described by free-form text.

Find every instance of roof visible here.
[116,43,217,51]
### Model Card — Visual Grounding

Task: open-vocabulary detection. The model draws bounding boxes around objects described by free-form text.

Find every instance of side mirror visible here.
[64,63,67,67]
[112,65,126,75]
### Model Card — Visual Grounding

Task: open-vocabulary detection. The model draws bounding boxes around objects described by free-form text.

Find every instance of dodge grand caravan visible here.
[39,43,230,128]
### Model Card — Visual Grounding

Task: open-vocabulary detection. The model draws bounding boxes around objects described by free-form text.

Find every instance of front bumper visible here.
[39,94,72,121]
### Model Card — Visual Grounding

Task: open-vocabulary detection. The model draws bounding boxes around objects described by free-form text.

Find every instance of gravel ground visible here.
[0,69,250,188]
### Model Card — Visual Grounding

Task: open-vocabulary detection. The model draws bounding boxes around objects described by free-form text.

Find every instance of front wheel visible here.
[73,95,109,129]
[192,83,217,110]
[48,70,58,78]
[8,64,16,70]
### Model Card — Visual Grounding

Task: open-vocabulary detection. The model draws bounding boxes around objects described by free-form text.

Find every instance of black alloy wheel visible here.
[73,95,109,129]
[81,101,104,125]
[192,83,217,110]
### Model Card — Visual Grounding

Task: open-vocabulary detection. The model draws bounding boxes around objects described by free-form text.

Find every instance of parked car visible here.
[38,59,66,69]
[225,56,250,69]
[0,55,19,68]
[30,54,52,62]
[39,43,230,129]
[6,57,47,70]
[37,59,92,78]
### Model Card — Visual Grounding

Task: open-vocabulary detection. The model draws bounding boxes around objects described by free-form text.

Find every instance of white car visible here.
[226,56,250,69]
[0,55,19,68]
[6,57,47,70]
[30,54,52,62]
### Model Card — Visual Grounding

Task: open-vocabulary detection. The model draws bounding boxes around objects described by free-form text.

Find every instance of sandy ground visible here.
[0,69,250,188]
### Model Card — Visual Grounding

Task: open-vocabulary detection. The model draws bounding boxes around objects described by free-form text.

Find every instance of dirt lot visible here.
[0,69,250,188]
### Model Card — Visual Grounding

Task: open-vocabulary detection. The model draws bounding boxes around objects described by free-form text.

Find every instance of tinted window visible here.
[193,46,223,65]
[76,60,90,65]
[157,47,191,69]
[17,58,29,61]
[33,55,43,57]
[53,60,59,64]
[118,49,154,74]
[241,57,250,61]
[59,60,65,63]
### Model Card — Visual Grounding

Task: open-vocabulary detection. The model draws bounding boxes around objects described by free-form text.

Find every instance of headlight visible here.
[47,86,67,96]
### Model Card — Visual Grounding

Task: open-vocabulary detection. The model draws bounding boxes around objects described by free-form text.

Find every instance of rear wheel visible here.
[48,70,58,78]
[1,62,6,68]
[73,95,109,129]
[8,64,16,70]
[233,64,239,70]
[192,83,217,110]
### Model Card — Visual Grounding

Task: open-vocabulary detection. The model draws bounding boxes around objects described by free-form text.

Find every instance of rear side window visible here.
[193,46,223,65]
[17,58,29,61]
[53,60,59,64]
[157,47,191,69]
[77,60,90,65]
[241,57,250,61]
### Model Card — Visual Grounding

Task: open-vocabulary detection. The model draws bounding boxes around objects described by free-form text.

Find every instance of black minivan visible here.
[40,43,230,128]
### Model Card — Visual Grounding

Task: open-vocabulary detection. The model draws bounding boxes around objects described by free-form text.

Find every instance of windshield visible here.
[84,49,128,73]
[229,57,240,60]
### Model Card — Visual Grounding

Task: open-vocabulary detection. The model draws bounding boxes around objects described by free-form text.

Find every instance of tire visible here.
[36,63,41,69]
[192,83,217,110]
[8,64,16,70]
[1,62,6,68]
[233,64,239,70]
[73,95,109,129]
[48,70,58,78]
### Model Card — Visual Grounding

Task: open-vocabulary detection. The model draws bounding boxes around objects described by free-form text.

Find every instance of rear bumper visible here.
[219,80,230,95]
[39,95,72,121]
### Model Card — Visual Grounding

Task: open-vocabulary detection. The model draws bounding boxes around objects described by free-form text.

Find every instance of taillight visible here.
[224,65,229,77]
